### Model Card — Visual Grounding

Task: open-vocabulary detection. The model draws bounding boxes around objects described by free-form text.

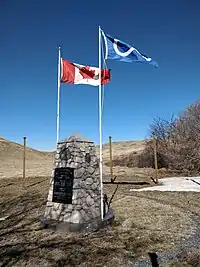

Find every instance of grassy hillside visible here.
[96,139,146,162]
[0,137,147,179]
[1,137,199,266]
[0,138,54,179]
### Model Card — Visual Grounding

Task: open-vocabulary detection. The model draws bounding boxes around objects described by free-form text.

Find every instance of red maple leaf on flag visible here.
[79,66,98,79]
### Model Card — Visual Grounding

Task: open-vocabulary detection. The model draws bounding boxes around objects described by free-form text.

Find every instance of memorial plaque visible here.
[52,167,74,204]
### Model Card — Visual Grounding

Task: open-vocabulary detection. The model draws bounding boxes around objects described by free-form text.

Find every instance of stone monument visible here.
[43,134,107,232]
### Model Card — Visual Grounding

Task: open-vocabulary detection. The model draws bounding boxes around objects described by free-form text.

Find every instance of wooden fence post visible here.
[109,136,113,179]
[153,136,159,184]
[23,136,27,188]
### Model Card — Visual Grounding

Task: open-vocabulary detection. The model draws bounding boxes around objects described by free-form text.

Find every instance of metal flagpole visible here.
[98,26,104,220]
[56,47,61,144]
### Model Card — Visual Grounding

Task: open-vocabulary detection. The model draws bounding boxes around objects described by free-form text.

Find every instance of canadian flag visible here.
[61,59,111,86]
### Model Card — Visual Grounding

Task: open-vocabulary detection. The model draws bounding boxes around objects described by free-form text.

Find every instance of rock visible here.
[53,203,63,211]
[67,158,72,164]
[56,208,62,217]
[86,195,95,206]
[87,190,96,199]
[76,189,87,199]
[91,183,98,191]
[73,178,82,189]
[80,209,90,221]
[75,167,85,178]
[58,215,64,221]
[65,134,92,143]
[74,156,82,163]
[57,145,62,151]
[47,191,53,202]
[88,166,95,175]
[81,162,87,168]
[64,204,73,212]
[55,154,59,160]
[73,197,83,206]
[63,212,71,222]
[70,211,81,224]
[75,204,82,211]
[82,203,88,211]
[68,146,74,152]
[85,177,94,185]
[49,177,54,185]
[51,210,58,220]
[56,159,61,166]
[69,162,77,168]
[90,208,100,219]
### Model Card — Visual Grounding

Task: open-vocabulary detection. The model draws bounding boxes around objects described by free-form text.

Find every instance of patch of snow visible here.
[130,177,200,192]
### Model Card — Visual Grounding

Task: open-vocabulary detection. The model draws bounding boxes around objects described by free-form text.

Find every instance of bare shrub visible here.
[142,100,200,173]
[108,152,139,167]
[106,100,200,173]
[137,139,169,169]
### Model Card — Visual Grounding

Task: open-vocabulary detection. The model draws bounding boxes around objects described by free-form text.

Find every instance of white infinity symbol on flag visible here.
[113,39,134,57]
[113,39,152,61]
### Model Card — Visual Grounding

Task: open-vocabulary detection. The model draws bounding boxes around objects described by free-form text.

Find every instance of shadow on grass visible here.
[0,191,135,267]
[2,185,198,266]
[0,229,124,267]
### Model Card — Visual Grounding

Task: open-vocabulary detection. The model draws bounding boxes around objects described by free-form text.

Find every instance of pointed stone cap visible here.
[59,134,93,143]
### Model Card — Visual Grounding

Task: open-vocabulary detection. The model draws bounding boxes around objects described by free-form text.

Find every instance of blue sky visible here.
[1,0,200,151]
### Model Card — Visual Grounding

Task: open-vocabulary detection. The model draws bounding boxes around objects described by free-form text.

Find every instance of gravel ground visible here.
[132,215,200,267]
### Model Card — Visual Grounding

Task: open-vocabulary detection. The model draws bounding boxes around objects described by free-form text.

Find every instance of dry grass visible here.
[0,176,200,266]
[0,137,147,180]
[1,137,200,266]
[96,140,146,169]
[96,139,146,162]
[0,138,54,179]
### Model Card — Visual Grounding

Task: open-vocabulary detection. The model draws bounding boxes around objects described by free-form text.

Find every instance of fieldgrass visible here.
[1,137,200,266]
[1,175,200,266]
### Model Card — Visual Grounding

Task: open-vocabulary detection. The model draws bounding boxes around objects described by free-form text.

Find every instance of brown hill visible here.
[0,137,54,179]
[0,137,146,179]
[97,139,146,162]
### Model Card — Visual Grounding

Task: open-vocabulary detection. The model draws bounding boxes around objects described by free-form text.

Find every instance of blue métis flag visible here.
[102,31,158,68]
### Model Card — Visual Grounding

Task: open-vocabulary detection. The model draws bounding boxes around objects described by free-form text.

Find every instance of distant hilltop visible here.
[0,136,146,179]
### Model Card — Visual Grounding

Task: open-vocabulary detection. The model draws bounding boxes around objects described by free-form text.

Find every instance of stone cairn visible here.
[43,134,105,232]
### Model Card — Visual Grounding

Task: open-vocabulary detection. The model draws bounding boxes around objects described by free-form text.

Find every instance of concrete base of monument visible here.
[41,210,115,233]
